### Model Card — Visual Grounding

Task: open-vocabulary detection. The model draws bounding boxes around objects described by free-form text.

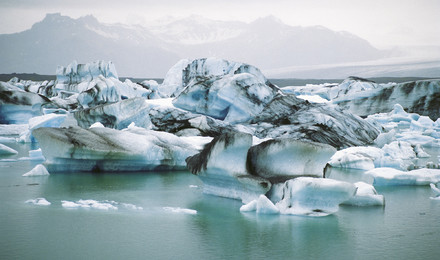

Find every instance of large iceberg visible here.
[54,60,150,109]
[333,77,440,120]
[186,132,337,202]
[32,126,205,172]
[186,132,271,203]
[250,94,379,148]
[172,58,280,123]
[286,77,440,121]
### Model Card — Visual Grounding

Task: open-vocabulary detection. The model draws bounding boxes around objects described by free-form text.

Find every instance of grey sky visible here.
[1,0,439,48]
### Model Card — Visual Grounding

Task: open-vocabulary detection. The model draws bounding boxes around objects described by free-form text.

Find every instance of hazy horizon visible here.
[1,0,439,49]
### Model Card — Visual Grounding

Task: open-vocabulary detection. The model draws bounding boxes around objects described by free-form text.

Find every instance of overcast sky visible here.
[1,0,439,48]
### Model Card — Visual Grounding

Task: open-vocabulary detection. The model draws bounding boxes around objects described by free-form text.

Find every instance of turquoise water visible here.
[1,143,440,260]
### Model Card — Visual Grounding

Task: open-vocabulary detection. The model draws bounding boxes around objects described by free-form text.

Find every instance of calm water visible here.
[1,143,440,260]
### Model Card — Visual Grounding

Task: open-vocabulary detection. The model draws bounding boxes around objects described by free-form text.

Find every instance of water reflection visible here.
[188,195,355,259]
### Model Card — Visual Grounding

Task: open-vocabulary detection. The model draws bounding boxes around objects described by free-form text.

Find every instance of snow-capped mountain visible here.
[0,13,387,77]
[147,15,247,44]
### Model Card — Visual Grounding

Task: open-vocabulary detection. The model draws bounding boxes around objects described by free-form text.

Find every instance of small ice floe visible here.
[430,183,440,200]
[0,143,18,155]
[22,164,50,177]
[25,198,51,206]
[240,195,279,214]
[60,199,143,211]
[163,207,197,215]
[61,199,118,210]
[342,182,385,206]
[189,185,198,189]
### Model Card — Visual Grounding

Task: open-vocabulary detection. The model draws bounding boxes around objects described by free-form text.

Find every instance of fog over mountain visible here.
[1,13,388,77]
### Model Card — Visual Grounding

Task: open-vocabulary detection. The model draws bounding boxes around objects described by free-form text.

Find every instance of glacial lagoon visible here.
[1,143,440,260]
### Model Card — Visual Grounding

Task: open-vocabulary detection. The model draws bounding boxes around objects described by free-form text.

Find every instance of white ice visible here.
[22,164,50,177]
[342,182,385,206]
[163,207,197,215]
[25,198,51,206]
[274,177,356,216]
[366,167,440,186]
[240,195,279,214]
[61,199,118,210]
[0,143,18,155]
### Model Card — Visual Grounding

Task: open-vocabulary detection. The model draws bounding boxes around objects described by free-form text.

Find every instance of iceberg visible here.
[247,138,336,182]
[22,164,50,176]
[0,81,51,124]
[61,199,118,210]
[251,94,379,149]
[366,167,440,186]
[33,126,202,172]
[328,141,421,171]
[187,132,341,203]
[271,177,356,216]
[342,182,385,206]
[172,58,279,123]
[0,143,18,155]
[186,132,271,203]
[333,78,440,120]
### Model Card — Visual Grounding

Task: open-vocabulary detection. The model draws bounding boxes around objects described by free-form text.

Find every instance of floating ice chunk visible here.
[61,199,118,210]
[163,207,197,215]
[61,200,83,208]
[342,182,385,206]
[275,177,356,216]
[22,164,50,176]
[367,167,440,186]
[78,200,118,210]
[0,143,18,155]
[25,198,51,206]
[328,146,384,170]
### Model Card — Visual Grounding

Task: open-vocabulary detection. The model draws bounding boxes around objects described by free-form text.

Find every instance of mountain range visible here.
[0,13,388,78]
